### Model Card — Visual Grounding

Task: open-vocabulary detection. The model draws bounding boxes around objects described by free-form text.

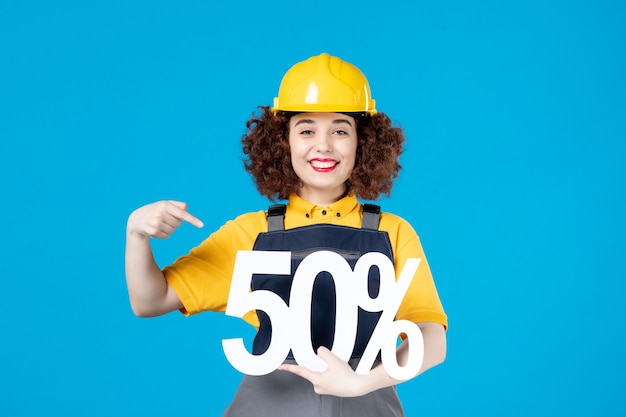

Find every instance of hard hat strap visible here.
[279,111,367,121]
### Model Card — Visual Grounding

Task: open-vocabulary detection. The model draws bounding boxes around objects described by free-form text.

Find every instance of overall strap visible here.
[267,203,381,231]
[361,204,381,230]
[267,204,286,231]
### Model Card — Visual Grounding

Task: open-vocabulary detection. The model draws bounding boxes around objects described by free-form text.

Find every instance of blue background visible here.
[1,1,625,415]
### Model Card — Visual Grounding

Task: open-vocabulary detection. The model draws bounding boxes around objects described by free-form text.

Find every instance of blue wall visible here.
[1,1,624,415]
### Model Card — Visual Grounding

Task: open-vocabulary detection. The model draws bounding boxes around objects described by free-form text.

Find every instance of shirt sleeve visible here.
[384,215,448,329]
[163,211,265,328]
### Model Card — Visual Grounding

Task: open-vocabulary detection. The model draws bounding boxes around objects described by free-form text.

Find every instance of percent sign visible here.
[353,252,424,380]
[222,250,424,381]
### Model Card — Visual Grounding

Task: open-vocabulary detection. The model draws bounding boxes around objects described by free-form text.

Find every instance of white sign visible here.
[222,250,424,380]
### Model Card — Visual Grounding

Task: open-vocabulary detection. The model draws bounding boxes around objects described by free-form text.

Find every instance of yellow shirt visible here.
[163,193,447,329]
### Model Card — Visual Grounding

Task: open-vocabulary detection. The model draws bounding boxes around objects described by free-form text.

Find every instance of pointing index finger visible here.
[181,211,204,228]
[167,201,204,228]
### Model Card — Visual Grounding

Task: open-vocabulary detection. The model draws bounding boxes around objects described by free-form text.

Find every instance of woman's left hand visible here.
[278,346,369,397]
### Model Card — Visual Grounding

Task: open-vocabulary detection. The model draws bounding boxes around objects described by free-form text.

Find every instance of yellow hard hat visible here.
[272,53,377,115]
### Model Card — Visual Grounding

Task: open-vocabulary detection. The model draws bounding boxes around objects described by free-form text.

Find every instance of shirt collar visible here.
[287,193,360,222]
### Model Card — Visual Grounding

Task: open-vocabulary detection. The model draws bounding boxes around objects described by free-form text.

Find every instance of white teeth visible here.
[311,160,336,168]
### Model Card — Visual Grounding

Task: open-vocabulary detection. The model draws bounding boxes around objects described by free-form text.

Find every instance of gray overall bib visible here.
[222,204,406,417]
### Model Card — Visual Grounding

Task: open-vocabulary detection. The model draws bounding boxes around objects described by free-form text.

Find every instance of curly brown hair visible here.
[241,106,405,201]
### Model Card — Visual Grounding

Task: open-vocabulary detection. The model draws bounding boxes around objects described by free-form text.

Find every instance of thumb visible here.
[316,346,336,363]
[169,200,188,210]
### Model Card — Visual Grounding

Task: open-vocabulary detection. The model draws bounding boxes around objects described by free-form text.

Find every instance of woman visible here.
[125,53,447,416]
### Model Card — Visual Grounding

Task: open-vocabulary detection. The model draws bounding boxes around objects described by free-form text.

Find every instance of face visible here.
[288,112,357,205]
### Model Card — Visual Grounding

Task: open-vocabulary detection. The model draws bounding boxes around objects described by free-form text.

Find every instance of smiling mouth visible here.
[309,159,338,172]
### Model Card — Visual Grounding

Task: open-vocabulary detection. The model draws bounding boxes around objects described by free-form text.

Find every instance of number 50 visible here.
[222,250,357,376]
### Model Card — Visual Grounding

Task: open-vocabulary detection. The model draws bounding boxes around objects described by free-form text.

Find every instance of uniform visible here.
[163,193,447,416]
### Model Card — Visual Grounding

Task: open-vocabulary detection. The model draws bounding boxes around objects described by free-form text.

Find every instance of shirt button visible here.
[336,213,341,217]
[305,213,310,218]
[322,210,327,215]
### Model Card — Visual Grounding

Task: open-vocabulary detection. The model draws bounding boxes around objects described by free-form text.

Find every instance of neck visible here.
[296,186,347,207]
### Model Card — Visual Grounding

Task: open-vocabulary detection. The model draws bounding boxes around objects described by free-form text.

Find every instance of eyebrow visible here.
[294,118,354,127]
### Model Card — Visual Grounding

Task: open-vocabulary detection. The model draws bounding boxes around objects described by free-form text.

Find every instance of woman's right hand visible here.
[127,200,204,239]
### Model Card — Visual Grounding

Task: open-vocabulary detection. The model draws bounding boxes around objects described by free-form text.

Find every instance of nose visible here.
[315,133,333,153]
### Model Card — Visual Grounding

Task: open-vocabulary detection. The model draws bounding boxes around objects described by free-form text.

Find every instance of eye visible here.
[299,129,314,136]
[334,129,349,136]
